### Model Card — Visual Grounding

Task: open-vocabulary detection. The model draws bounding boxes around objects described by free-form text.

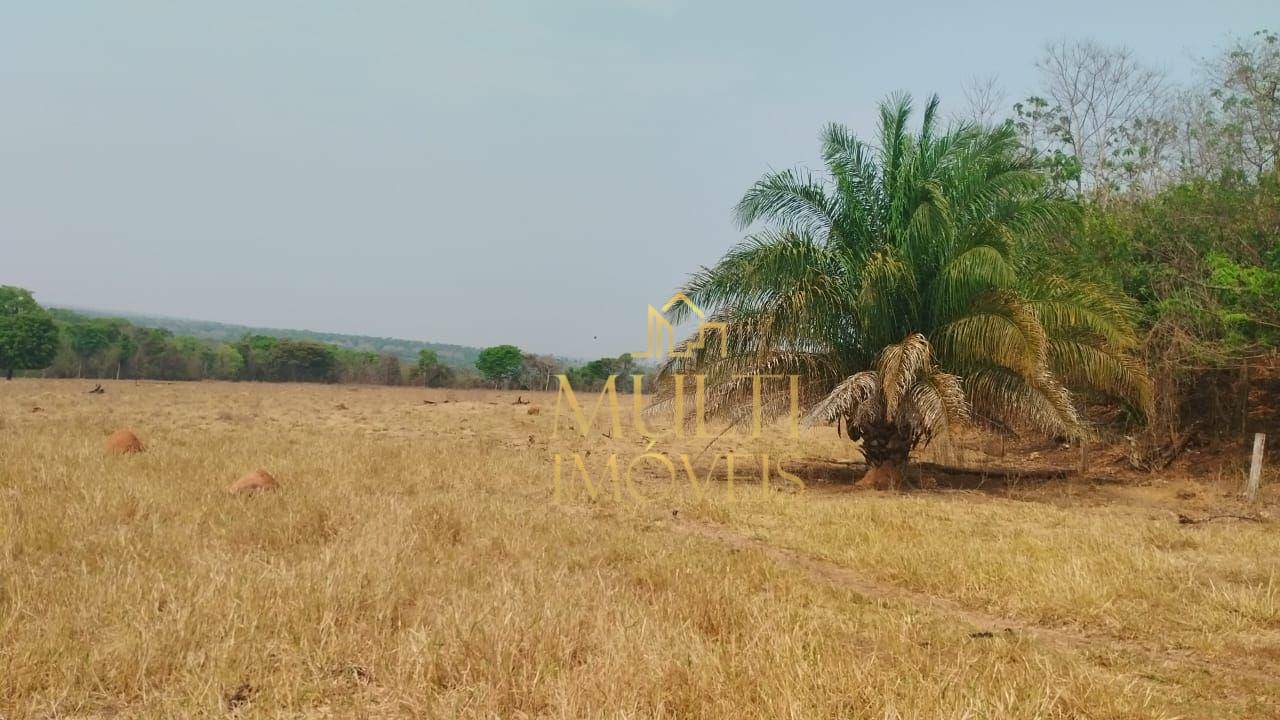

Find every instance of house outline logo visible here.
[635,292,729,360]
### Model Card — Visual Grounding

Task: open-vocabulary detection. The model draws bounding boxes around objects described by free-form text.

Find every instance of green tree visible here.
[113,330,137,379]
[567,353,640,392]
[263,340,337,383]
[172,335,207,379]
[1032,173,1280,453]
[663,95,1150,486]
[414,349,451,387]
[416,349,439,371]
[133,328,177,379]
[235,334,279,380]
[334,348,379,384]
[0,286,59,380]
[65,319,117,377]
[475,344,523,387]
[379,353,403,385]
[207,343,245,380]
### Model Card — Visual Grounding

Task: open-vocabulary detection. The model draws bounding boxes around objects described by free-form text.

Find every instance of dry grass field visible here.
[2,379,1279,718]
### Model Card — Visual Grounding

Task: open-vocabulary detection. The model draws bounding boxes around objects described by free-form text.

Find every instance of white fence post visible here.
[1246,433,1266,502]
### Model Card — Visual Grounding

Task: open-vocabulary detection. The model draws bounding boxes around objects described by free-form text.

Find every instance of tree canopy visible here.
[0,286,59,380]
[475,345,524,386]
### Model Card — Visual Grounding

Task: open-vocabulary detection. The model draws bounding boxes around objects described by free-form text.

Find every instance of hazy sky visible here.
[3,2,1274,358]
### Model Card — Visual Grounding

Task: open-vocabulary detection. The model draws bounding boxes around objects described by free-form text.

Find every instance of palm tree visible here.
[660,94,1151,487]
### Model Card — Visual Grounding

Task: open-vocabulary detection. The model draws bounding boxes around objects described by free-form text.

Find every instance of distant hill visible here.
[56,307,484,368]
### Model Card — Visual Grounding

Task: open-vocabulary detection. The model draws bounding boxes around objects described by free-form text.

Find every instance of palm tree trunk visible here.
[853,420,910,489]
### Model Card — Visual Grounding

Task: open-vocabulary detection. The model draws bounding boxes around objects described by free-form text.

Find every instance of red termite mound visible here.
[105,429,144,455]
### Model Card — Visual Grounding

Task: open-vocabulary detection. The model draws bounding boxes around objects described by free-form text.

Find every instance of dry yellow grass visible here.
[2,379,1278,718]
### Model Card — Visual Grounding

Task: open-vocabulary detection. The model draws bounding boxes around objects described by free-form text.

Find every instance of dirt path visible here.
[671,517,1278,690]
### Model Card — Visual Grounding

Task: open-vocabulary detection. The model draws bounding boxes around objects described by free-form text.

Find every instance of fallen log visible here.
[800,459,1074,480]
[1176,513,1263,525]
[914,462,1073,480]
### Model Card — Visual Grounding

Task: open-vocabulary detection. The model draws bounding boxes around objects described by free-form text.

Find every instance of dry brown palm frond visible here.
[902,370,968,433]
[877,332,931,419]
[898,369,969,457]
[807,371,882,426]
[806,336,970,452]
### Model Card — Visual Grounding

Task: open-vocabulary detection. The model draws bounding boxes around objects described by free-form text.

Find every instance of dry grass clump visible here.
[1,379,1277,718]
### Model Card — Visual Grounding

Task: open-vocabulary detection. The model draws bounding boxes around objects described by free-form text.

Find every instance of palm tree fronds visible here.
[876,332,932,419]
[807,371,882,426]
[658,93,1148,466]
[933,292,1049,375]
[1048,339,1154,417]
[965,366,1085,440]
[734,169,840,235]
[898,369,969,451]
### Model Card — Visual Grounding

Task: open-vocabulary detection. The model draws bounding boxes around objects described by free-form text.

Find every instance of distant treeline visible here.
[58,307,483,368]
[40,309,458,385]
[9,308,645,390]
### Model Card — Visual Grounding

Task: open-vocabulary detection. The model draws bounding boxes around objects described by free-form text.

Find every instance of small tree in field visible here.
[415,349,452,387]
[475,345,523,388]
[518,353,563,391]
[0,286,59,380]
